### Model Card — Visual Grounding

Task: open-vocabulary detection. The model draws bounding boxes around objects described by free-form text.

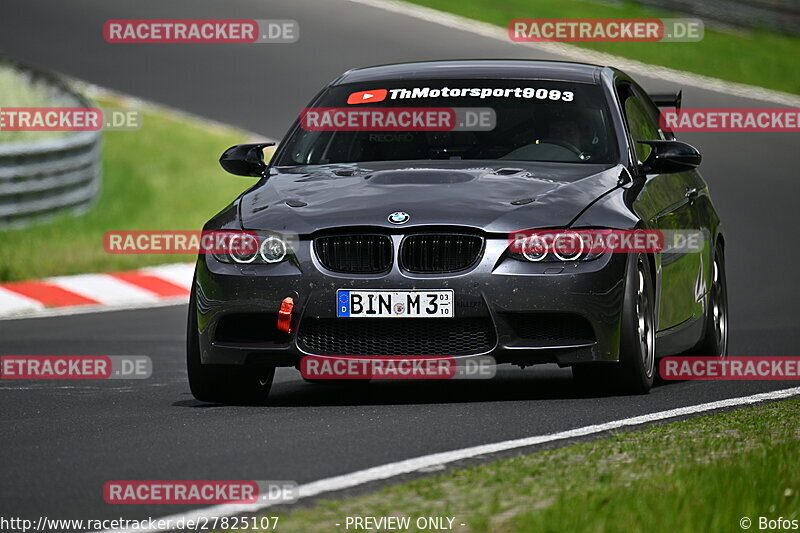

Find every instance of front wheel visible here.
[187,279,274,405]
[573,254,655,394]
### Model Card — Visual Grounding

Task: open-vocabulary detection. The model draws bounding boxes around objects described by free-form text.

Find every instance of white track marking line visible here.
[0,287,45,316]
[47,274,162,305]
[98,386,800,532]
[345,0,800,107]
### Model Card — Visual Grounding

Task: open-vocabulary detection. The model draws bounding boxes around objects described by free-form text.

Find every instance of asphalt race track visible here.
[1,0,799,525]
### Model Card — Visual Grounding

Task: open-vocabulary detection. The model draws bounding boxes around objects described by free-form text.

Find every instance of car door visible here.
[618,82,704,331]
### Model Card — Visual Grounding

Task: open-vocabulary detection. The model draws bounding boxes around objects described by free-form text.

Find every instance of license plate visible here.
[337,289,454,318]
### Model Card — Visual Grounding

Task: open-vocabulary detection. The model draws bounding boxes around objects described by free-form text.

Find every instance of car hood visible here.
[239,161,626,234]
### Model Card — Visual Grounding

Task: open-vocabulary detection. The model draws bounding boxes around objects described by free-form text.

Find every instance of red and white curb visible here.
[0,263,194,319]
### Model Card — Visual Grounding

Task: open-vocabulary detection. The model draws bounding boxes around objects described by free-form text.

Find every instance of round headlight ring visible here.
[552,231,584,261]
[229,233,259,264]
[260,236,287,263]
[522,234,548,262]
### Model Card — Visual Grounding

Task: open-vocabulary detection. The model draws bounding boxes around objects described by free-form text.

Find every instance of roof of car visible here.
[332,60,606,85]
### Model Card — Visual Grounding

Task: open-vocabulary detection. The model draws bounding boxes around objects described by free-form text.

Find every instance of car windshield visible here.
[276,79,617,165]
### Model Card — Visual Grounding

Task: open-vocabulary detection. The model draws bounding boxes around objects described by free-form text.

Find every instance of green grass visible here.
[405,0,800,95]
[0,96,261,281]
[225,397,800,533]
[0,63,75,142]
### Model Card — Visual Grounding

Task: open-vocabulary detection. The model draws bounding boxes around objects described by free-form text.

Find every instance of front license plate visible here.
[337,289,454,318]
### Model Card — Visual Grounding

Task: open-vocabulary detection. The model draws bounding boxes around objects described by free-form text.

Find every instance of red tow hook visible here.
[277,297,294,333]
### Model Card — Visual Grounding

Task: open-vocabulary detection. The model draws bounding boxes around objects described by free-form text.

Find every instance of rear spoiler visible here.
[649,91,682,110]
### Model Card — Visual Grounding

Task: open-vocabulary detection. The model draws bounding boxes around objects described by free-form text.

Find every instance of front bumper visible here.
[194,237,629,368]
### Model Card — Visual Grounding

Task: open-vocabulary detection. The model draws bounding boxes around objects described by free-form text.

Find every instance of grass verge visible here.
[0,95,261,281]
[225,396,800,533]
[405,0,800,95]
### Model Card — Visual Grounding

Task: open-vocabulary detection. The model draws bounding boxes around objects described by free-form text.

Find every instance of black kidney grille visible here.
[298,317,496,356]
[400,234,483,273]
[315,235,393,273]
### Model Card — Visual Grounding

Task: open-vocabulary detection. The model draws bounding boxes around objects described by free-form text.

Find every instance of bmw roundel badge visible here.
[388,211,410,224]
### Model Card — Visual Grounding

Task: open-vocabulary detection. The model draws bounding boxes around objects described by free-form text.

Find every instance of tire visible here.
[572,254,656,394]
[187,279,274,405]
[685,243,728,359]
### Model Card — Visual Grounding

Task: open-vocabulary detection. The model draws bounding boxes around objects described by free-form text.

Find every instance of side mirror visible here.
[639,140,701,174]
[219,142,276,177]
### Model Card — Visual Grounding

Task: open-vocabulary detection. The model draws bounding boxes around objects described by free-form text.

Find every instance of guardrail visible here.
[0,61,102,229]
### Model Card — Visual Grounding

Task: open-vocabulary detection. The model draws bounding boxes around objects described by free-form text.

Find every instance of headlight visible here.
[510,230,602,263]
[211,233,292,264]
